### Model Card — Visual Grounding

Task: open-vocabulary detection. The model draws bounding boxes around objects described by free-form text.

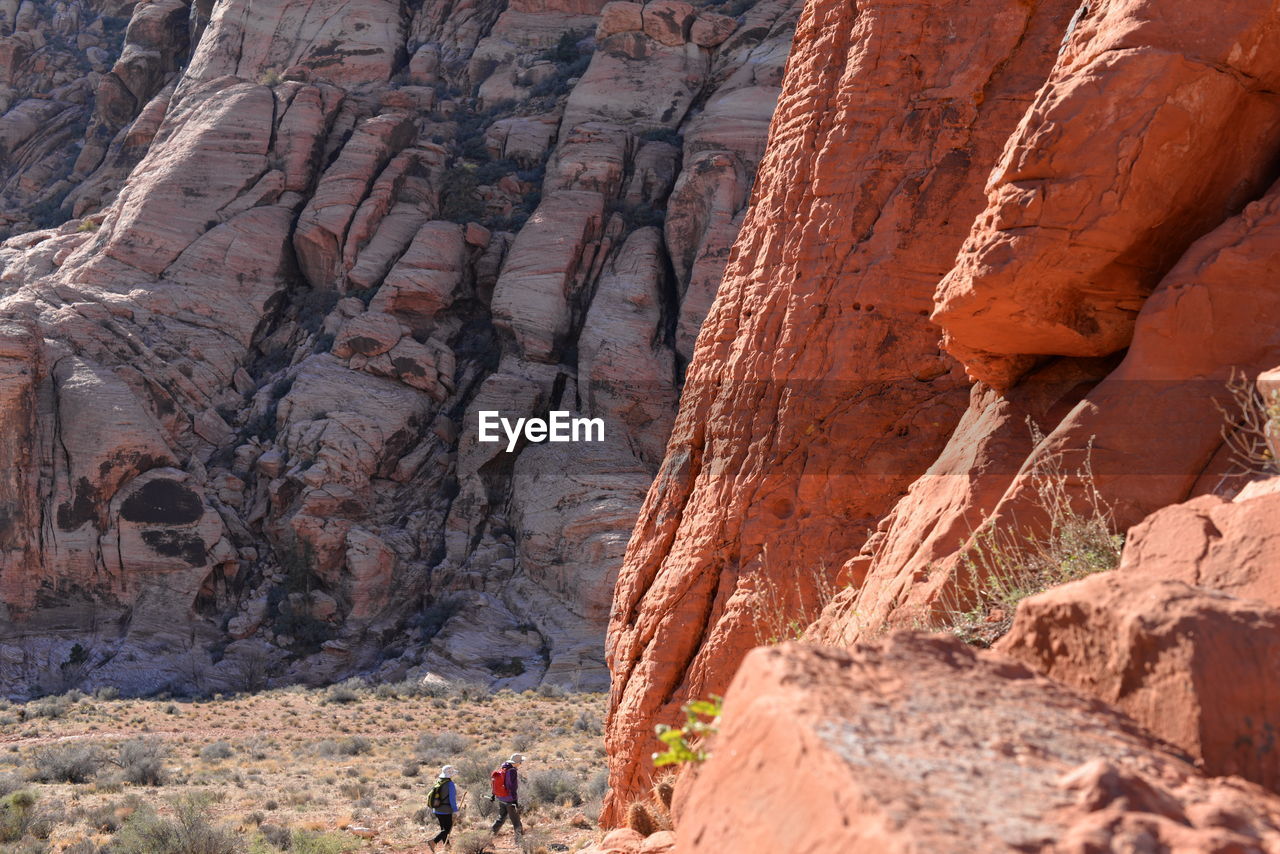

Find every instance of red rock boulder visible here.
[676,634,1280,852]
[1000,572,1280,792]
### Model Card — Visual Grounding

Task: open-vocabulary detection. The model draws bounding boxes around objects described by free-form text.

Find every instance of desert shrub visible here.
[751,547,841,646]
[112,795,240,854]
[27,696,70,719]
[585,768,609,801]
[572,711,602,735]
[200,742,234,762]
[936,436,1123,647]
[337,781,373,802]
[401,761,420,778]
[1218,369,1280,476]
[537,682,565,699]
[0,772,23,796]
[81,800,124,832]
[526,768,583,808]
[256,823,290,849]
[511,726,539,752]
[452,829,492,854]
[30,744,102,783]
[118,737,168,786]
[291,829,356,854]
[0,790,37,842]
[93,686,120,701]
[335,736,371,756]
[467,784,497,818]
[414,731,470,761]
[324,678,365,705]
[311,739,339,758]
[450,754,491,788]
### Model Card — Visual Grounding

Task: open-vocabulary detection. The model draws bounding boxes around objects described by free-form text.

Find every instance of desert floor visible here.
[0,680,612,854]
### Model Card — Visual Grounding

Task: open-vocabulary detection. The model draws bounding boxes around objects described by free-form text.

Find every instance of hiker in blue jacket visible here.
[490,753,524,840]
[427,765,458,852]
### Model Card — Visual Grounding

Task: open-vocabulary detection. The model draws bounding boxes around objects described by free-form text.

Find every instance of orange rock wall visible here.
[602,0,1080,820]
[607,0,1280,822]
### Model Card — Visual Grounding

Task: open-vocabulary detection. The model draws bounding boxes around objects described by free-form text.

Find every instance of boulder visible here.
[562,27,710,135]
[101,77,273,275]
[184,0,406,88]
[596,1,643,38]
[491,190,605,362]
[293,114,416,290]
[677,635,1280,852]
[689,12,735,47]
[641,0,694,47]
[934,1,1280,388]
[1118,481,1280,609]
[1000,572,1280,793]
[368,221,467,335]
[333,312,404,359]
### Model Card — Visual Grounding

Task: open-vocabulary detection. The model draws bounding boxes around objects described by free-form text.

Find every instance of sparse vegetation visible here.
[31,743,103,784]
[653,697,722,768]
[113,795,239,854]
[1217,369,1280,477]
[0,681,607,852]
[753,548,841,646]
[118,737,169,786]
[935,432,1123,646]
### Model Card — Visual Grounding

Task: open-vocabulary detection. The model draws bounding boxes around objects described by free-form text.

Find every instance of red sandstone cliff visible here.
[604,0,1280,834]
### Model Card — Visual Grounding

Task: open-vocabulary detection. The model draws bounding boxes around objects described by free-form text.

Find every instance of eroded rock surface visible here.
[607,0,1280,821]
[676,636,1280,853]
[603,0,1078,818]
[0,0,800,696]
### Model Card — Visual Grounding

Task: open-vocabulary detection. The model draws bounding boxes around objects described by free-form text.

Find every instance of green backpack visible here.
[428,778,449,810]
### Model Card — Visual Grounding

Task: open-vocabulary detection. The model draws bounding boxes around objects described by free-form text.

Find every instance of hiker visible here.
[427,764,458,852]
[490,753,524,839]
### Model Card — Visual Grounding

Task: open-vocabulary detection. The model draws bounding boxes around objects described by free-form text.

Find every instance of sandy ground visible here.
[0,683,611,853]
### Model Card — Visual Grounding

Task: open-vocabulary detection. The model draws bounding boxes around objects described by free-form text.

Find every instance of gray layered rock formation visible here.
[0,0,797,696]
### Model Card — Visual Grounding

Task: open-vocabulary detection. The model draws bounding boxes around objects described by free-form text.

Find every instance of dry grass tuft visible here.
[936,431,1123,647]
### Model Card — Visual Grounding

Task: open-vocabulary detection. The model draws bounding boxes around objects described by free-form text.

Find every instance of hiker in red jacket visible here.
[490,753,524,840]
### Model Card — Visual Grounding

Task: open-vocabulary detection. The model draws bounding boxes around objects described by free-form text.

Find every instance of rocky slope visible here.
[0,0,799,696]
[603,0,1280,830]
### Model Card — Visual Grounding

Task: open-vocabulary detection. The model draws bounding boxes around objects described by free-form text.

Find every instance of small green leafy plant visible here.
[653,696,722,767]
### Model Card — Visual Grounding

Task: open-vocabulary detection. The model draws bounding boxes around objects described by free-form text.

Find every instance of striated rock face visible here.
[676,635,1280,853]
[607,0,1280,821]
[603,0,1079,819]
[0,0,801,696]
[935,2,1280,389]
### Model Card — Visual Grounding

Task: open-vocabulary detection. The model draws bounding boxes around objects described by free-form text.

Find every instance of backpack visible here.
[428,779,449,810]
[490,766,510,799]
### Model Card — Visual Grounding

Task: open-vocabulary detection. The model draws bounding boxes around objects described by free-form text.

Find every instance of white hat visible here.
[440,765,457,778]
[509,753,525,764]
